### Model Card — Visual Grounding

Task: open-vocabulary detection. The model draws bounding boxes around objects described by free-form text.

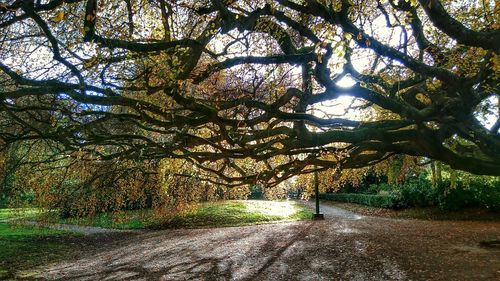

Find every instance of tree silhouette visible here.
[0,0,498,186]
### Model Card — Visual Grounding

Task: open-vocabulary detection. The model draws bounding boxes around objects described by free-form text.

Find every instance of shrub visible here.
[339,172,500,212]
[367,174,436,208]
[397,176,437,207]
[436,179,500,211]
[319,193,402,209]
[248,185,264,199]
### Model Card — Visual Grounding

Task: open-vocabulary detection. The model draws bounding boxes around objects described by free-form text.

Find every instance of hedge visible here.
[319,193,401,209]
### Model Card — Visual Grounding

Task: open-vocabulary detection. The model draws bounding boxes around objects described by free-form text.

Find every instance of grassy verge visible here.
[60,209,150,229]
[325,201,500,221]
[60,200,313,229]
[0,223,77,280]
[161,200,312,229]
[0,208,41,222]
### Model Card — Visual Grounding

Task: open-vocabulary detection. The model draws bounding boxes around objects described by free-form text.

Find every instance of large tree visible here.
[0,0,498,186]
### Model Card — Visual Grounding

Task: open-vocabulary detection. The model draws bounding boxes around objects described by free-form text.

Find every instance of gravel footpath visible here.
[40,202,500,281]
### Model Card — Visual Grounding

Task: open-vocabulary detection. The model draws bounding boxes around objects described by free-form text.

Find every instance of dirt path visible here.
[41,202,500,281]
[301,200,365,220]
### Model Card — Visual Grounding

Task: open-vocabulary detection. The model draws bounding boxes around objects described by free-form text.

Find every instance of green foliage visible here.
[394,176,437,208]
[356,172,500,211]
[248,185,264,199]
[436,178,500,211]
[319,193,401,209]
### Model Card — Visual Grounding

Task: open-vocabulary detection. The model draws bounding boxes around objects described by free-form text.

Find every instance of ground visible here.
[32,201,500,281]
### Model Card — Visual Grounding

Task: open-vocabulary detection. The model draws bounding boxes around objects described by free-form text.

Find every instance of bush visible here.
[365,174,500,211]
[397,176,437,207]
[436,179,500,211]
[324,167,500,211]
[319,193,402,209]
[248,185,264,199]
[367,174,437,208]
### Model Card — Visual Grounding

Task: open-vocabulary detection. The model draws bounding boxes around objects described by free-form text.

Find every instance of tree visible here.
[0,0,498,187]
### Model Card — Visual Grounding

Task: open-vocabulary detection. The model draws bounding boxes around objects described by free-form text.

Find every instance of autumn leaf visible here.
[51,11,65,23]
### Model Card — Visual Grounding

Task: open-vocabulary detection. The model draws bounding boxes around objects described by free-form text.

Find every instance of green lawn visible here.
[0,208,41,222]
[0,223,77,280]
[60,209,150,229]
[60,200,313,229]
[162,200,312,229]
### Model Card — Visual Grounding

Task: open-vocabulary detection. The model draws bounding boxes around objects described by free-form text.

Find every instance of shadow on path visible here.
[40,205,500,281]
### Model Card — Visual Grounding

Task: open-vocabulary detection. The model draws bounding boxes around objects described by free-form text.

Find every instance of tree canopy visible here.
[0,0,499,187]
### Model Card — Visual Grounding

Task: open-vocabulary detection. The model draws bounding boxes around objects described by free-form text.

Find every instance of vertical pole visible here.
[313,168,324,219]
[314,169,320,214]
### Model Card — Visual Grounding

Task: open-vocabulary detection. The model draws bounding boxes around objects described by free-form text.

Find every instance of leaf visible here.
[52,11,65,23]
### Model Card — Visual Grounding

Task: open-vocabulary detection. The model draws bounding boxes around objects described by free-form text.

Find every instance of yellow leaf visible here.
[52,11,65,23]
[416,93,431,105]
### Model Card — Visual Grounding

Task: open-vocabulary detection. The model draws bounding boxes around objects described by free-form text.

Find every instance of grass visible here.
[59,200,313,230]
[0,208,41,222]
[0,222,77,280]
[162,200,312,229]
[60,209,150,229]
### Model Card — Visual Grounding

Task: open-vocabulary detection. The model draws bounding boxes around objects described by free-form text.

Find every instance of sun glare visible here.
[336,75,356,88]
[245,200,297,217]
